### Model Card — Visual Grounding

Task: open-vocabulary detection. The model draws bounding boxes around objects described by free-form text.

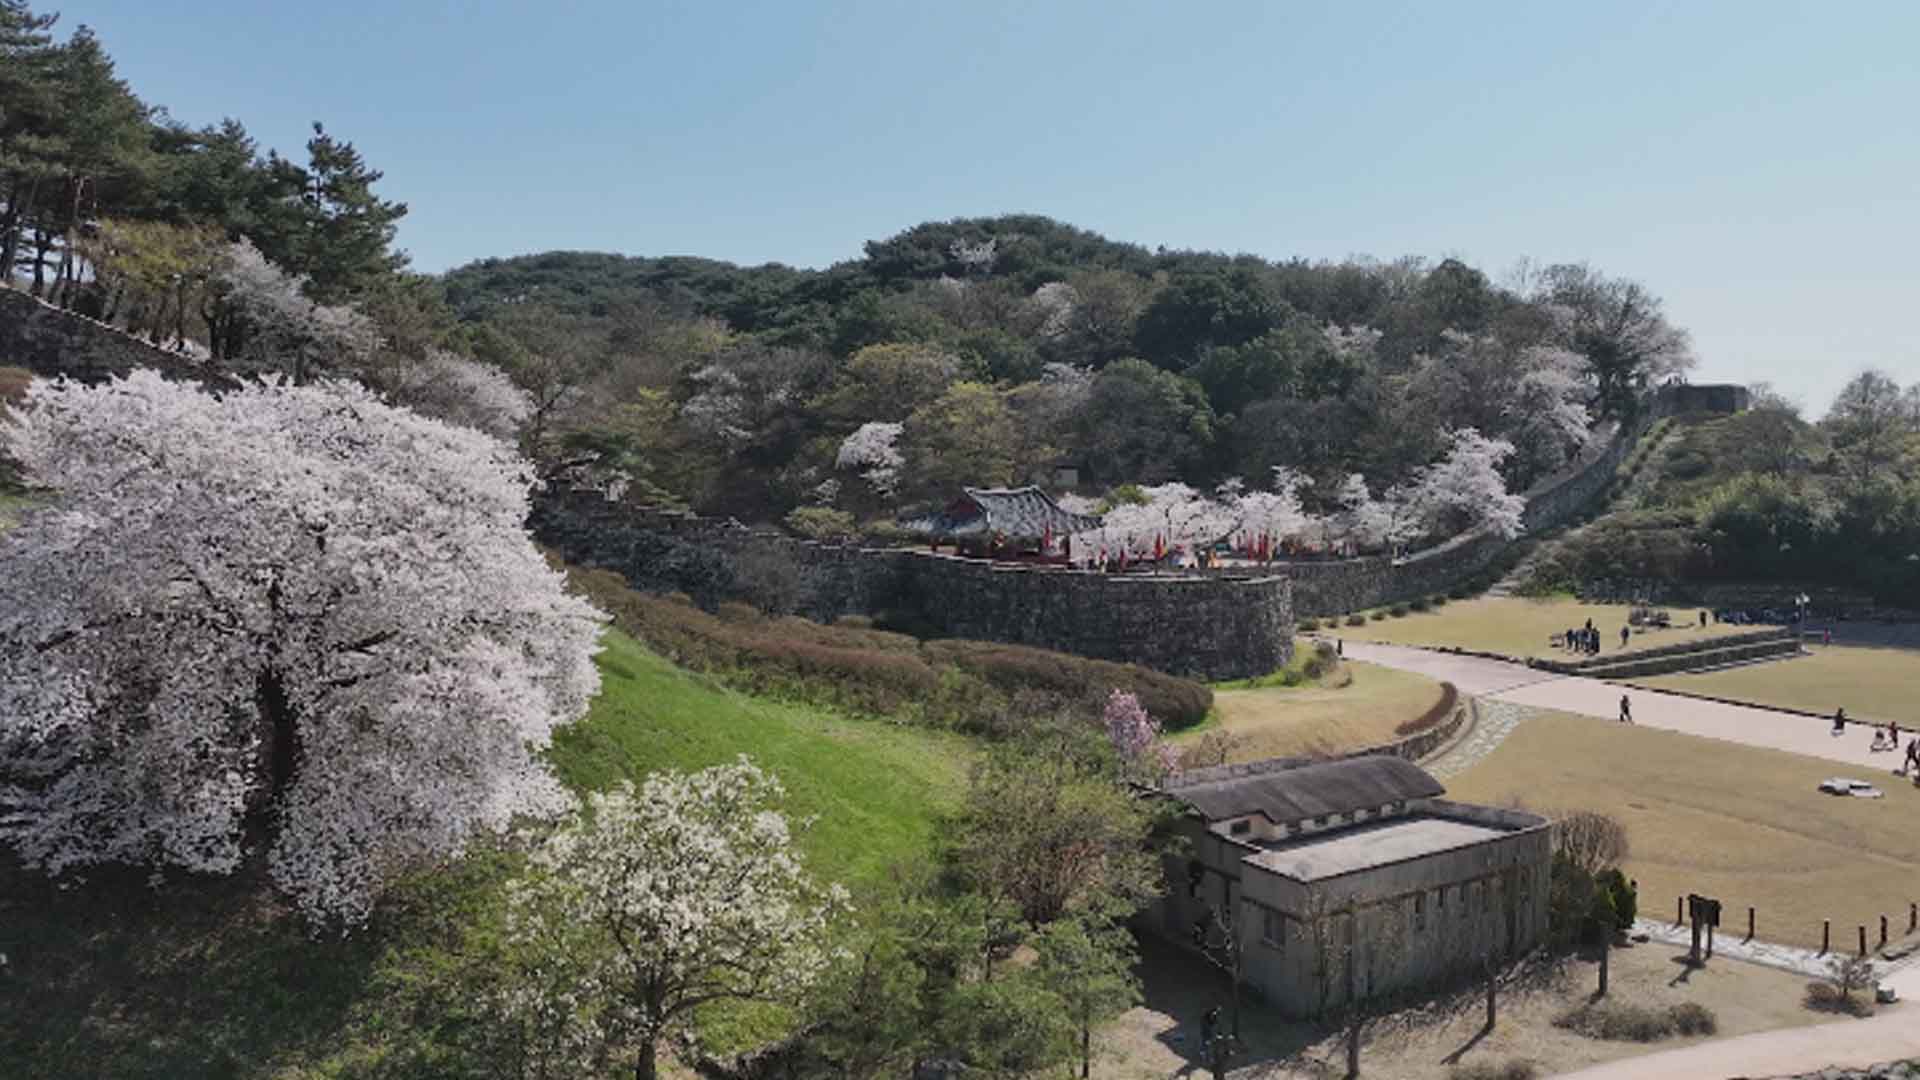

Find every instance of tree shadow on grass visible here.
[0,849,507,1079]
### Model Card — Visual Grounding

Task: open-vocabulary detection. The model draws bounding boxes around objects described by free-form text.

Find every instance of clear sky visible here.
[63,0,1920,415]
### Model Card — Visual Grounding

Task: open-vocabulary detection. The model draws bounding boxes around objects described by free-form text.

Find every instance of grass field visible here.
[1175,659,1445,761]
[1643,644,1920,725]
[0,628,970,1077]
[1349,596,1754,660]
[1447,711,1920,952]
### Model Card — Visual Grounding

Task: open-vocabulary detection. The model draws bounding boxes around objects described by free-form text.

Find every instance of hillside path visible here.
[1339,641,1909,775]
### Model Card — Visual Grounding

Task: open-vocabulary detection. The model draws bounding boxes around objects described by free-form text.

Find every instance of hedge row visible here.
[563,564,1214,737]
[1394,681,1460,737]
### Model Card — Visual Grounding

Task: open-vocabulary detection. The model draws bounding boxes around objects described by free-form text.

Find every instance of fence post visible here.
[1676,896,1683,926]
[1821,920,1829,955]
[1911,902,1917,934]
[1746,906,1755,942]
[1880,914,1888,948]
[1859,925,1868,957]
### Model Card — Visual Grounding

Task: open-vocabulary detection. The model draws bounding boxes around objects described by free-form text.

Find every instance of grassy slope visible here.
[0,628,970,1078]
[1642,644,1920,725]
[1447,711,1920,951]
[1350,596,1753,660]
[1175,658,1444,761]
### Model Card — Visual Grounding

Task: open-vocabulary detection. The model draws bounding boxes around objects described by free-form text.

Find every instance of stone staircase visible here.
[1537,626,1803,679]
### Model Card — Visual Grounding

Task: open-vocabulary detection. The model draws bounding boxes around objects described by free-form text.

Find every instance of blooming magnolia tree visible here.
[493,759,848,1080]
[1103,690,1177,782]
[834,420,905,497]
[0,371,605,927]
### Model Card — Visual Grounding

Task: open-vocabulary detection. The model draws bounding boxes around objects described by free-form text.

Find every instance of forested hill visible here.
[441,215,1552,372]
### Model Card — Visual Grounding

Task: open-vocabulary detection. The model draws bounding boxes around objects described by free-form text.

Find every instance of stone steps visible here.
[1569,636,1803,679]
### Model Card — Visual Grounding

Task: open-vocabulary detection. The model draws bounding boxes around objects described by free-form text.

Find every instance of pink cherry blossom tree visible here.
[1104,690,1178,781]
[0,371,605,927]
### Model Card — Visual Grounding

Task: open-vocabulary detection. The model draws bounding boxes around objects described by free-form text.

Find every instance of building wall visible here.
[1148,803,1552,1019]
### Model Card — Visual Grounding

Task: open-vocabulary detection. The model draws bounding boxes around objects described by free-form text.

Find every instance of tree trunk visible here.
[1598,932,1609,997]
[1346,1012,1361,1078]
[1081,1020,1090,1078]
[636,1038,658,1080]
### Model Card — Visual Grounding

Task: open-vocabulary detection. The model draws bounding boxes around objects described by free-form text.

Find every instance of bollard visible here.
[1747,906,1755,942]
[1822,920,1830,955]
[1881,914,1889,948]
[1677,896,1684,926]
[1860,925,1868,957]
[1911,902,1917,933]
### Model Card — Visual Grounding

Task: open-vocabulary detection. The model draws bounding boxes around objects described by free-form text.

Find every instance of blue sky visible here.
[67,0,1920,414]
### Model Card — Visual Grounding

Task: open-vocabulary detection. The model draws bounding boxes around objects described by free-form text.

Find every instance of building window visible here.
[1229,819,1251,836]
[1413,891,1426,931]
[1262,907,1285,951]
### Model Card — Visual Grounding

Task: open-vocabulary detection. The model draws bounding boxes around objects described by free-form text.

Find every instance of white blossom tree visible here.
[214,239,380,380]
[384,347,535,444]
[492,758,848,1080]
[834,420,905,498]
[0,371,605,927]
[1411,427,1527,540]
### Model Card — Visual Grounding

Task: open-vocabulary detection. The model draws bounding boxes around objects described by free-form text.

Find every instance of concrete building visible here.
[1149,755,1551,1018]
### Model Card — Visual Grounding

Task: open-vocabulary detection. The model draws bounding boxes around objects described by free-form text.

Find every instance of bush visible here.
[1430,594,1448,607]
[1553,1001,1710,1042]
[1450,1062,1537,1080]
[716,601,762,624]
[1346,614,1366,627]
[1804,981,1874,1017]
[1369,611,1387,622]
[1668,1002,1716,1035]
[922,639,1213,731]
[1409,596,1429,612]
[1394,682,1459,737]
[834,613,875,630]
[1299,618,1321,631]
[1388,603,1410,618]
[783,505,858,541]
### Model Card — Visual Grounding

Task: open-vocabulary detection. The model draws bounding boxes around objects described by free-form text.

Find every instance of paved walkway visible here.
[1342,641,1915,776]
[1425,698,1536,780]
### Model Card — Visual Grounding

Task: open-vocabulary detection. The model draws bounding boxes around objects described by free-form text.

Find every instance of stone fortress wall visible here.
[531,492,1296,682]
[1,286,207,384]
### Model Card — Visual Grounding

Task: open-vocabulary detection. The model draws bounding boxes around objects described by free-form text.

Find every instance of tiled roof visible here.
[1164,755,1444,827]
[900,486,1103,540]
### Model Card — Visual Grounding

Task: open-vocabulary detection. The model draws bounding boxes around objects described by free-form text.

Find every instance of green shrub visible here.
[1409,596,1429,612]
[1450,1061,1537,1080]
[1430,594,1448,607]
[784,505,859,541]
[1388,603,1410,618]
[1596,868,1637,929]
[1369,610,1387,622]
[716,601,761,624]
[1299,618,1321,632]
[1346,613,1366,627]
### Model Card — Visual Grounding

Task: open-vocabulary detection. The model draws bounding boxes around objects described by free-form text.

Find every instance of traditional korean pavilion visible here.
[900,486,1103,560]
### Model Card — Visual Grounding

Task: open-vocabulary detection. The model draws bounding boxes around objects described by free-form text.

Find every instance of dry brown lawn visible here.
[1351,597,1753,660]
[1642,644,1920,726]
[1097,931,1835,1080]
[1447,712,1920,952]
[1179,661,1446,761]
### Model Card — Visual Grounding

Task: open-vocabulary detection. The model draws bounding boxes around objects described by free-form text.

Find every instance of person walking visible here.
[1619,625,1630,649]
[1832,707,1848,736]
[1619,694,1633,724]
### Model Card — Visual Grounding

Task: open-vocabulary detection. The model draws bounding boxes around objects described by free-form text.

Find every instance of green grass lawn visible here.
[1349,596,1753,660]
[1641,644,1920,725]
[0,627,971,1078]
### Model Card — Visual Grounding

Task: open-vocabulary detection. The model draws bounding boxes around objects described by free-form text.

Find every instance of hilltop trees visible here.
[0,372,605,926]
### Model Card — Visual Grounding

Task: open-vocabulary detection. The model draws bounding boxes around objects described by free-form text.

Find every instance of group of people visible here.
[1561,619,1627,655]
[1833,708,1920,775]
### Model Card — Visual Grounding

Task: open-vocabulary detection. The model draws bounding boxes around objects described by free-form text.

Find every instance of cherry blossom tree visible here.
[213,239,379,380]
[834,420,905,498]
[1103,690,1177,782]
[0,371,605,927]
[491,758,848,1080]
[384,347,535,444]
[1411,427,1526,540]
